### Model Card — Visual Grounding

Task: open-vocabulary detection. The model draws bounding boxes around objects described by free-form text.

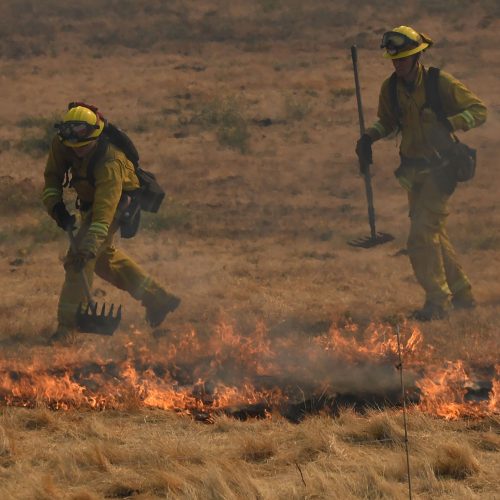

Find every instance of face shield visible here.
[380,31,420,57]
[54,120,100,146]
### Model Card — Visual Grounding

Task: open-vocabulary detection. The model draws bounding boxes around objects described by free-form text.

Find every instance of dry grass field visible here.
[0,1,499,498]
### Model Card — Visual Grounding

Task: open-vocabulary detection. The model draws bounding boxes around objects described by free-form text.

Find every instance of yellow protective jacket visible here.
[366,65,487,159]
[42,136,140,254]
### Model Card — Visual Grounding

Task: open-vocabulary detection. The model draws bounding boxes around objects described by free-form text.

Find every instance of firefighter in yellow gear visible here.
[42,103,180,342]
[355,26,487,321]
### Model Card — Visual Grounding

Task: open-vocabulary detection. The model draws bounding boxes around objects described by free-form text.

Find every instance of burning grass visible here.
[0,319,497,422]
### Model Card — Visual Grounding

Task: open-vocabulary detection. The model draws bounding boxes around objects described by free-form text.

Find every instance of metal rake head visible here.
[75,301,122,336]
[348,232,395,249]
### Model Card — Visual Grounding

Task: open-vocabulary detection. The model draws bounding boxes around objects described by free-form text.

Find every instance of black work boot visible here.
[411,301,450,322]
[451,288,477,310]
[143,291,181,328]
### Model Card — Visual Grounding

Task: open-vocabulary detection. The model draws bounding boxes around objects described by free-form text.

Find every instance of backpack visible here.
[87,122,165,213]
[389,68,476,182]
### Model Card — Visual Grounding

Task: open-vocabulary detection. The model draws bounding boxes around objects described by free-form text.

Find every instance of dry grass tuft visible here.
[361,470,406,499]
[336,409,405,446]
[159,437,207,466]
[104,481,142,499]
[67,491,101,500]
[74,442,112,472]
[475,431,500,451]
[200,462,264,499]
[237,432,277,462]
[287,415,338,462]
[432,441,480,479]
[146,469,186,495]
[0,424,12,458]
[18,408,56,431]
[33,475,62,500]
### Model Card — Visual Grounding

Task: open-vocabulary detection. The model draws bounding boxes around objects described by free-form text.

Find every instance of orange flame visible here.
[0,320,497,420]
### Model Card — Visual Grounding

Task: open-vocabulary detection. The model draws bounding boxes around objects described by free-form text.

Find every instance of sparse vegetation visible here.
[0,215,63,247]
[192,97,250,153]
[0,0,499,62]
[284,93,312,122]
[142,200,192,233]
[452,217,500,252]
[258,0,281,14]
[419,0,472,14]
[16,115,59,158]
[331,87,356,102]
[0,176,40,213]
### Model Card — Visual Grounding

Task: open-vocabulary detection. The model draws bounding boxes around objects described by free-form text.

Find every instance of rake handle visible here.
[351,45,377,240]
[66,228,93,305]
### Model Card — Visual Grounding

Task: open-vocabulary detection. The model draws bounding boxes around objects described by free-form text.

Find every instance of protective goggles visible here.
[380,31,420,56]
[54,120,99,144]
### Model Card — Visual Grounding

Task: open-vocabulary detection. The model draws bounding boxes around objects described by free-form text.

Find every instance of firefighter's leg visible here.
[407,174,452,318]
[94,244,180,327]
[55,218,95,337]
[440,234,476,308]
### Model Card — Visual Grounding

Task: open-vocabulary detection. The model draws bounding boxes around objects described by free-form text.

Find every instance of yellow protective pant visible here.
[406,170,471,307]
[57,214,166,330]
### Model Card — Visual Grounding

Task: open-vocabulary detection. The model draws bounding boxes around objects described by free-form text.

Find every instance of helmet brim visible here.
[60,119,104,148]
[383,42,429,59]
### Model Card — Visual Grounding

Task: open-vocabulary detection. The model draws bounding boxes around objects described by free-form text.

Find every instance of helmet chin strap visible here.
[404,53,421,85]
[411,53,421,70]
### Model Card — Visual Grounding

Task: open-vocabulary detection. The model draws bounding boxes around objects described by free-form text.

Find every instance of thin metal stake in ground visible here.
[396,324,413,500]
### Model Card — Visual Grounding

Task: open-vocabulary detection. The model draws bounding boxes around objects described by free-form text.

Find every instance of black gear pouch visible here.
[136,167,165,213]
[433,162,458,196]
[433,141,476,195]
[450,141,476,182]
[120,204,141,239]
[117,192,141,239]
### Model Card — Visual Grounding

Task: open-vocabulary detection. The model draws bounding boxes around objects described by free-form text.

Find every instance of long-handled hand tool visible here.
[66,228,121,335]
[349,45,394,249]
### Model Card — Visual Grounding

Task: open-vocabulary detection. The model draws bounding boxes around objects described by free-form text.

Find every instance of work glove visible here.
[64,249,95,273]
[52,201,76,231]
[355,134,373,174]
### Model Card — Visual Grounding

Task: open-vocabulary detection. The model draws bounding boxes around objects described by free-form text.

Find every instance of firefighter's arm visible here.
[365,79,399,142]
[80,159,123,256]
[42,136,69,215]
[440,71,487,132]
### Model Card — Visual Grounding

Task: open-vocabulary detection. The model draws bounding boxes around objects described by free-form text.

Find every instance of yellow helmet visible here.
[381,26,433,60]
[55,104,104,148]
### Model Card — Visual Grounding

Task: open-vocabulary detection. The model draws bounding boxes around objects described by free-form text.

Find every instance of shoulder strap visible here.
[424,67,447,123]
[388,72,401,128]
[390,67,448,130]
[104,123,140,168]
[86,138,110,187]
